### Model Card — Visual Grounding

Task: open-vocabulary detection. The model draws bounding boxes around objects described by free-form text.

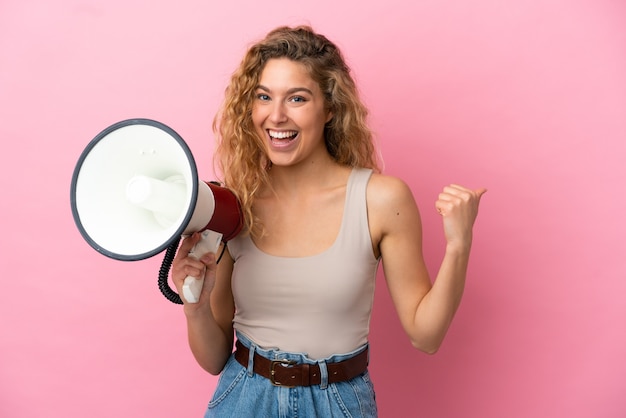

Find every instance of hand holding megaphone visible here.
[181,229,222,303]
[171,230,221,304]
[70,119,243,304]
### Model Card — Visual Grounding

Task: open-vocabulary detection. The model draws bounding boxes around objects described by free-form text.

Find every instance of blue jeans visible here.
[205,332,377,417]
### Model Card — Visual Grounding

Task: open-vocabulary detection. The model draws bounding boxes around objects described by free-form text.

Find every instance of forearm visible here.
[185,305,233,375]
[372,177,485,354]
[412,243,471,353]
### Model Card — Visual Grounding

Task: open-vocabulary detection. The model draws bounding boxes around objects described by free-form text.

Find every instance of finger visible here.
[200,252,217,268]
[176,232,201,259]
[448,184,487,194]
[173,256,205,277]
[438,190,466,208]
[201,253,218,282]
[184,265,206,280]
[447,184,471,193]
[445,184,487,201]
[435,200,453,216]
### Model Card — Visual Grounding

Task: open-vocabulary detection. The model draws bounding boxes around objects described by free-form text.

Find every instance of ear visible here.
[325,110,333,124]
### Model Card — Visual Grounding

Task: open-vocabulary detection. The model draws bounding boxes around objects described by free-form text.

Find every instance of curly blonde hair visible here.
[213,25,380,237]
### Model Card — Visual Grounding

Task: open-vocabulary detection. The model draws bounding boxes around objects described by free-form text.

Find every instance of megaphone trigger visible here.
[182,230,223,303]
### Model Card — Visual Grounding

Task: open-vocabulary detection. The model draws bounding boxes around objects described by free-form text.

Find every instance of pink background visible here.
[1,0,625,417]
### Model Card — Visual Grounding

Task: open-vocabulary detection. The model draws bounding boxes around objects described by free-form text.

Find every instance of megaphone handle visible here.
[181,230,223,303]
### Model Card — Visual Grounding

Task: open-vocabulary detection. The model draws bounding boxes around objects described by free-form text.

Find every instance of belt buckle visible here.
[270,358,297,387]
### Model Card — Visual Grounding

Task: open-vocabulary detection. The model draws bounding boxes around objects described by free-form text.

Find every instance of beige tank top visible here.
[228,168,380,359]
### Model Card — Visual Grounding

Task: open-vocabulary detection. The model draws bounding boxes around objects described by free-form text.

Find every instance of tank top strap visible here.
[335,168,373,252]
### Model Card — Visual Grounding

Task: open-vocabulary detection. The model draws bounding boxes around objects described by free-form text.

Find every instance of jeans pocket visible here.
[330,371,378,417]
[207,355,247,409]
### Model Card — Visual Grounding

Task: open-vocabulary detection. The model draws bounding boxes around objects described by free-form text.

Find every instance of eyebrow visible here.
[256,85,314,96]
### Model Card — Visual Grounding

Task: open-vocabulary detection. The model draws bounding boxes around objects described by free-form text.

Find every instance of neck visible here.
[266,157,348,197]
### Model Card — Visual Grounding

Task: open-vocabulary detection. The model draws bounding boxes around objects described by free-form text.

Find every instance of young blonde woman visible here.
[172,25,486,417]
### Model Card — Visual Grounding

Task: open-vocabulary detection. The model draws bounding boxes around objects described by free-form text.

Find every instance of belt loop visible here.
[318,360,329,390]
[247,344,256,377]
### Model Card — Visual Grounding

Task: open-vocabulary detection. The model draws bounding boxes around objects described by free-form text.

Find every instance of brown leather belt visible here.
[234,340,369,387]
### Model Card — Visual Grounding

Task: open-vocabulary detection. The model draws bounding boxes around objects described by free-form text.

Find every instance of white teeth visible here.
[268,130,297,139]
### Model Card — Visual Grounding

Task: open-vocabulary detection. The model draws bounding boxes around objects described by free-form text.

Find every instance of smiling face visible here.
[252,58,333,168]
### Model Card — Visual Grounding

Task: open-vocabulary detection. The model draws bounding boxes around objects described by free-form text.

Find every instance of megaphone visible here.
[70,118,243,304]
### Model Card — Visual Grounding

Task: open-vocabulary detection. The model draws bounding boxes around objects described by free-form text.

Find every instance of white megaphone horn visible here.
[70,118,244,304]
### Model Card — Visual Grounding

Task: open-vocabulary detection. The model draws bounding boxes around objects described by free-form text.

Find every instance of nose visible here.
[269,102,288,124]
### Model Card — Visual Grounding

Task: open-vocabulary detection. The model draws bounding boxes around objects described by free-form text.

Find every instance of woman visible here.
[172,25,486,417]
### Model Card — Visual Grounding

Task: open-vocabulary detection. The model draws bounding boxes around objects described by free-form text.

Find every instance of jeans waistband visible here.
[235,331,369,365]
[234,332,369,389]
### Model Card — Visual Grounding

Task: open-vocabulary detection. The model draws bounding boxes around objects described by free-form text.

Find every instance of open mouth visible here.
[268,129,298,144]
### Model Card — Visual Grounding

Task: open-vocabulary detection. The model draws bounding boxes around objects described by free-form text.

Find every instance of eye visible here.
[256,93,270,101]
[289,96,307,103]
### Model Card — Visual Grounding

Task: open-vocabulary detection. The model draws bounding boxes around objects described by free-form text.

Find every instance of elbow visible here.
[412,342,439,355]
[422,346,440,355]
[190,339,233,376]
[202,361,226,376]
[410,337,443,355]
[196,353,229,376]
[206,367,223,376]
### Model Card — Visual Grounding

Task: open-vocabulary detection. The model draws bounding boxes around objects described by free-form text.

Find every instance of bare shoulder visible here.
[367,173,418,211]
[367,173,421,250]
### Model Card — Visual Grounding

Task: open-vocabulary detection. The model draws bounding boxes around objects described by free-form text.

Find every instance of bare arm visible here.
[370,176,485,354]
[171,233,235,374]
